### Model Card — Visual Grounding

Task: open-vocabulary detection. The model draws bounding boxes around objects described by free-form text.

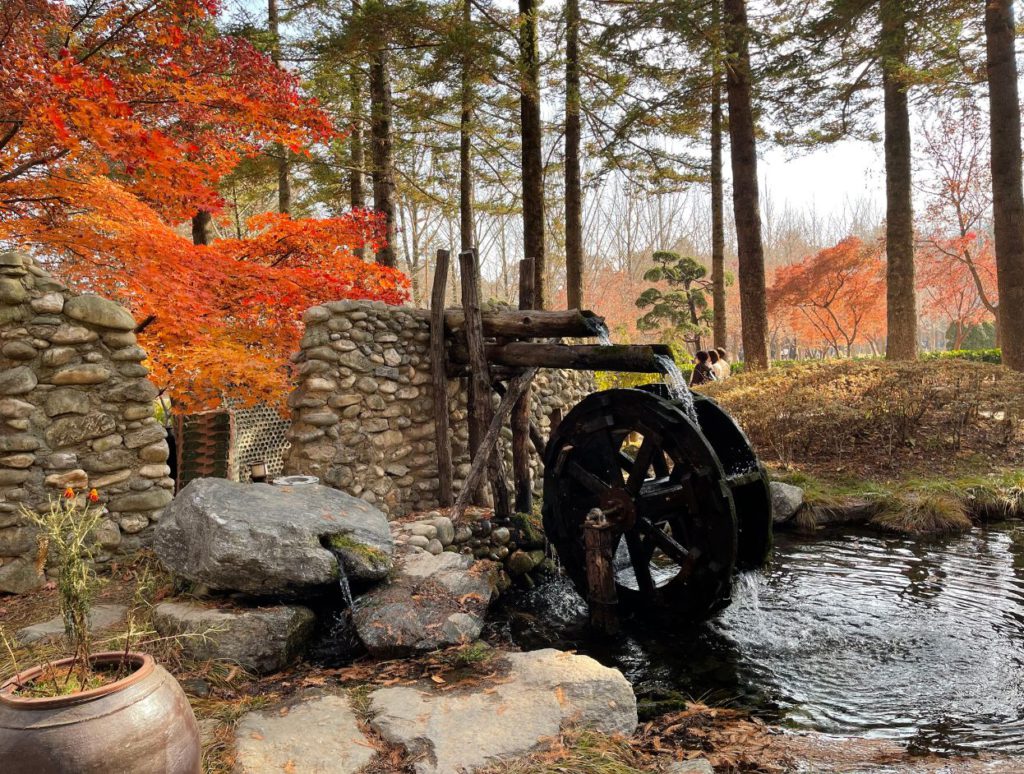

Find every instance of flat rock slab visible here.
[369,648,638,774]
[151,600,315,674]
[17,604,126,644]
[352,551,495,657]
[154,478,394,597]
[234,692,375,774]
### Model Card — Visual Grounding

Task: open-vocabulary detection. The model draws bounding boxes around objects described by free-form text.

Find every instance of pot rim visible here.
[0,651,154,709]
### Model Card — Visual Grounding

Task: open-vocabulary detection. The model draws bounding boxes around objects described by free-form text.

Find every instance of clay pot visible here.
[0,652,200,773]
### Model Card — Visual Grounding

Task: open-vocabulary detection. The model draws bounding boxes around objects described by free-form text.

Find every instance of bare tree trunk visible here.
[564,0,583,310]
[192,211,213,246]
[268,0,291,215]
[350,88,365,209]
[710,15,727,349]
[370,48,398,267]
[519,0,546,307]
[460,0,475,251]
[986,0,1024,370]
[880,0,917,360]
[723,0,769,369]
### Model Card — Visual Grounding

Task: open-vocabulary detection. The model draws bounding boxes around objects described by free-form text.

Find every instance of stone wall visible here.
[0,251,172,593]
[283,300,594,516]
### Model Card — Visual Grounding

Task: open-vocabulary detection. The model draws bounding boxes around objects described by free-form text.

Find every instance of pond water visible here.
[486,524,1024,755]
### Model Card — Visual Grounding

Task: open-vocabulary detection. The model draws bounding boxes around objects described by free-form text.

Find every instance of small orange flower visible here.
[88,489,99,503]
[63,486,75,499]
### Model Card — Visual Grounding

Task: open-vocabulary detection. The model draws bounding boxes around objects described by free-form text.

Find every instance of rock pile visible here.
[284,299,594,516]
[0,251,173,594]
[393,508,554,591]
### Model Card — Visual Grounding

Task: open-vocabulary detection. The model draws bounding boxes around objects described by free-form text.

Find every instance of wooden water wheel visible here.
[542,388,772,620]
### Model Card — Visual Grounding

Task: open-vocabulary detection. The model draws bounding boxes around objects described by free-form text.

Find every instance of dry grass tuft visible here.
[870,493,972,535]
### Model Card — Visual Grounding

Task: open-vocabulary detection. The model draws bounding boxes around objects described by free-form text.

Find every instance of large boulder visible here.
[352,551,495,657]
[369,648,638,774]
[151,600,315,674]
[154,478,393,596]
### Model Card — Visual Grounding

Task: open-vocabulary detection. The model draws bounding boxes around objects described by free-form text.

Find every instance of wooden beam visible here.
[452,341,674,373]
[452,368,538,522]
[430,249,454,507]
[459,248,511,519]
[444,308,604,339]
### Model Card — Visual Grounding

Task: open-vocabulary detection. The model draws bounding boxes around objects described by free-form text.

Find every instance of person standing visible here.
[715,347,732,379]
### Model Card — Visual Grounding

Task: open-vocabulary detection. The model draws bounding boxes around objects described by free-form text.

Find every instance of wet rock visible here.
[369,648,637,774]
[152,600,315,674]
[352,551,495,657]
[234,692,375,774]
[770,481,804,524]
[154,478,393,596]
[17,604,127,644]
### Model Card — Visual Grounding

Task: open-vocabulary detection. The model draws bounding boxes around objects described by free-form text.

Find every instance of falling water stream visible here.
[589,322,699,426]
[487,523,1024,754]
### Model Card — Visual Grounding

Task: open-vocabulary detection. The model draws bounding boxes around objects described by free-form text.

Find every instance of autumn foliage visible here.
[768,237,886,357]
[1,0,408,409]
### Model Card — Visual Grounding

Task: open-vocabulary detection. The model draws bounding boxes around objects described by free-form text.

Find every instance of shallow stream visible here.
[486,524,1024,755]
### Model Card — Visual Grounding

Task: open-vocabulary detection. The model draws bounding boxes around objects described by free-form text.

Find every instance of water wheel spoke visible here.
[637,481,690,519]
[623,529,657,597]
[601,430,626,488]
[568,461,611,495]
[636,516,691,567]
[626,437,659,496]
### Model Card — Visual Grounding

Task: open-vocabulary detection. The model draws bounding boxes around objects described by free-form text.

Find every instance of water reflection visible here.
[488,524,1024,753]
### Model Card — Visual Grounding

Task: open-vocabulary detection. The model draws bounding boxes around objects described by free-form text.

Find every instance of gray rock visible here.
[352,551,494,657]
[49,364,111,385]
[0,366,37,395]
[49,324,97,345]
[0,558,42,594]
[430,516,455,545]
[44,388,90,416]
[1,341,36,361]
[664,761,715,774]
[0,398,33,418]
[108,487,172,512]
[770,481,805,524]
[369,648,637,774]
[45,412,116,448]
[234,692,374,774]
[151,601,315,674]
[63,294,136,330]
[154,478,394,596]
[17,604,127,644]
[41,346,77,367]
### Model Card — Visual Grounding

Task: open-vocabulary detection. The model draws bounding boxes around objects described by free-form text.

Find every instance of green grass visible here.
[773,468,1024,535]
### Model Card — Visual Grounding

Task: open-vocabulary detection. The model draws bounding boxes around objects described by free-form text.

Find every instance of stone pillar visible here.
[0,251,173,593]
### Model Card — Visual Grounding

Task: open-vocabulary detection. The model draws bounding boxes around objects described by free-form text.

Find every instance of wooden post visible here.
[459,248,511,519]
[452,367,538,522]
[430,249,454,507]
[584,508,619,635]
[512,257,535,514]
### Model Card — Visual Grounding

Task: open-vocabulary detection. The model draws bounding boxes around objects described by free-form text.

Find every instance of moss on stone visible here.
[324,534,389,566]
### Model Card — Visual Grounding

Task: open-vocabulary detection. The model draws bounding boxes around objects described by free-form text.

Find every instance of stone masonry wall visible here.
[284,300,594,516]
[0,251,172,593]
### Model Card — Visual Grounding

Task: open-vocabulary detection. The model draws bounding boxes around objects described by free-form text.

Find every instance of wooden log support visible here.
[584,508,620,635]
[452,341,675,373]
[445,308,604,339]
[459,248,511,520]
[430,249,454,507]
[452,368,538,523]
[512,257,536,514]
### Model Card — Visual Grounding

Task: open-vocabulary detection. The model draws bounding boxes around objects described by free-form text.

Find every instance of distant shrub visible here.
[923,348,1002,364]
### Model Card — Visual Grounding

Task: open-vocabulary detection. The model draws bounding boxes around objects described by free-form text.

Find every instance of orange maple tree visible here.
[768,237,886,357]
[1,0,409,409]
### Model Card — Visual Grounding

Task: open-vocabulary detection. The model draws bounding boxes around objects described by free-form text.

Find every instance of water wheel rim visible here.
[543,388,738,619]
